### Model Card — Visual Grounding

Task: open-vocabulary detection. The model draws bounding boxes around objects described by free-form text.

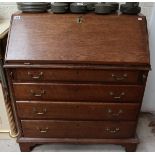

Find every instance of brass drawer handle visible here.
[37,127,48,133]
[112,73,127,81]
[30,90,45,97]
[105,128,120,133]
[28,72,43,79]
[109,92,125,99]
[107,109,123,117]
[33,107,47,115]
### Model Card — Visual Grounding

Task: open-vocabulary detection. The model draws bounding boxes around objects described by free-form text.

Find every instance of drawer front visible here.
[21,120,136,139]
[10,68,142,84]
[13,83,144,102]
[17,101,140,121]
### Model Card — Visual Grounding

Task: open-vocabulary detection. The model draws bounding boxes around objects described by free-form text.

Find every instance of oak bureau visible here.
[4,13,150,151]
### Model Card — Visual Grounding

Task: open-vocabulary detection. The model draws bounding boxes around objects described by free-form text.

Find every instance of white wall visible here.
[142,4,155,112]
[0,3,17,20]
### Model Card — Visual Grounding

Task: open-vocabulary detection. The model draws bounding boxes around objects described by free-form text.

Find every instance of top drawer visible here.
[9,68,144,84]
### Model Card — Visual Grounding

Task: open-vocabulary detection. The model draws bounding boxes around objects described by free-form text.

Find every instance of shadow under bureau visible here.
[4,13,150,152]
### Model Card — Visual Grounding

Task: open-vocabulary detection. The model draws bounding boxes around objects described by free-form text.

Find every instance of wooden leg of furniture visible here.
[19,143,35,152]
[18,137,139,152]
[19,142,138,152]
[123,143,138,152]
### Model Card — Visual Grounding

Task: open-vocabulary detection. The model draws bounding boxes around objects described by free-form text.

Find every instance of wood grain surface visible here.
[13,83,144,102]
[16,101,140,121]
[5,13,150,66]
[21,120,137,139]
[4,13,150,152]
[10,68,143,84]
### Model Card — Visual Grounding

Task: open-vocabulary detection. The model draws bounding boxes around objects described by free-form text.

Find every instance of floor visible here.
[0,113,155,152]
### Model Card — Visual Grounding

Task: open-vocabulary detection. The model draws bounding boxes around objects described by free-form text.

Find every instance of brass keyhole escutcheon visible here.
[77,16,83,24]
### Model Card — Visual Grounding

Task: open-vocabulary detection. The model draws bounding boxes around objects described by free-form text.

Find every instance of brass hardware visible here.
[9,130,19,138]
[28,72,43,79]
[108,109,123,117]
[0,130,19,138]
[33,107,47,115]
[109,92,125,99]
[24,62,31,65]
[37,127,48,133]
[105,127,120,133]
[9,72,13,79]
[112,73,127,81]
[77,16,83,24]
[30,89,45,97]
[0,130,10,133]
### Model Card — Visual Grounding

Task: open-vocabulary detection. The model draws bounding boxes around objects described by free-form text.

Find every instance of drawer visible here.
[10,68,143,84]
[16,101,140,121]
[21,120,136,139]
[13,83,144,102]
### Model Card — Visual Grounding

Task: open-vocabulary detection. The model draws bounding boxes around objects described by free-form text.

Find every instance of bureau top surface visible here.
[5,13,150,66]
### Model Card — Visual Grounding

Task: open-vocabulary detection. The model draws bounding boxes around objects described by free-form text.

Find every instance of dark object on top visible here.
[125,2,139,7]
[52,2,69,14]
[85,2,98,11]
[17,2,51,13]
[95,3,112,14]
[120,2,141,15]
[70,2,87,13]
[106,2,119,12]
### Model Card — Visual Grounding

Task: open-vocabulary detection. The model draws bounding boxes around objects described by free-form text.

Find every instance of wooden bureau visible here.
[4,13,150,152]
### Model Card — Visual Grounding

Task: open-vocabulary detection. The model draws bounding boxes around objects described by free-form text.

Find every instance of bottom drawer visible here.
[21,120,136,139]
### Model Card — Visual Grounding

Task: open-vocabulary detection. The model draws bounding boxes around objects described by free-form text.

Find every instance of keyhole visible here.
[77,16,83,24]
